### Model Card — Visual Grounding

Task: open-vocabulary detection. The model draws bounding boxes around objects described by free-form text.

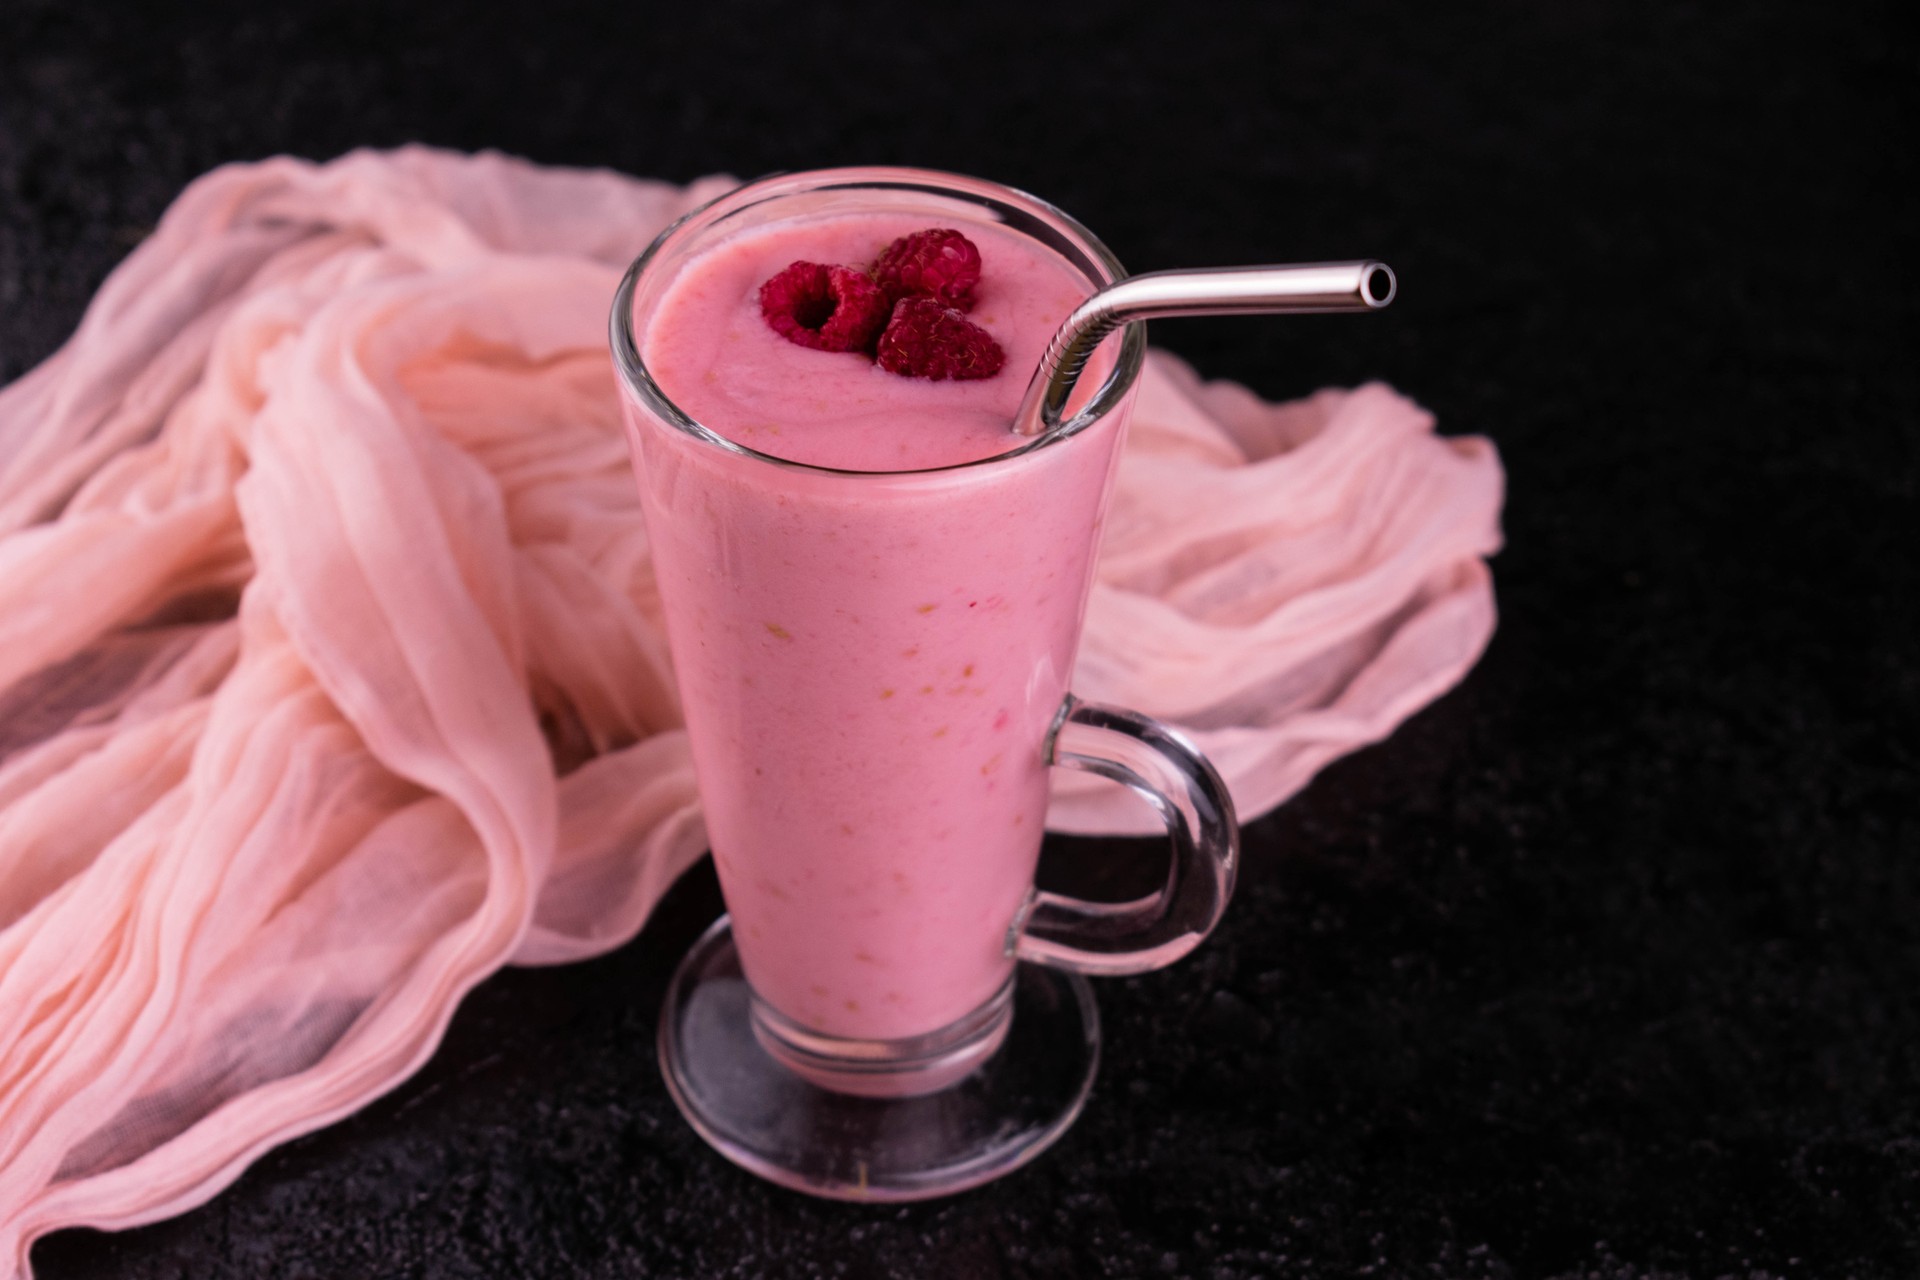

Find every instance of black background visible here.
[5,1,1915,1277]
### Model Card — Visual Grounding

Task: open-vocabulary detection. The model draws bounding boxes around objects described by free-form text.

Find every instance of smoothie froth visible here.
[644,213,1095,471]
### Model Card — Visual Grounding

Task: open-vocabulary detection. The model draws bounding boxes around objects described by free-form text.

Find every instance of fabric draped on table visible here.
[0,147,1502,1275]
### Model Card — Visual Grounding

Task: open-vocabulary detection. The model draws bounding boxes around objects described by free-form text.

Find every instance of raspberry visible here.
[872,228,982,311]
[758,261,891,353]
[875,297,1006,381]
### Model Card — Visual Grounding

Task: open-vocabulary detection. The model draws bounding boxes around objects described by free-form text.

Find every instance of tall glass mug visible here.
[610,168,1238,1199]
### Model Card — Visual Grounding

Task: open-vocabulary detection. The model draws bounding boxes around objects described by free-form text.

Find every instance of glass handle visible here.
[1009,696,1240,976]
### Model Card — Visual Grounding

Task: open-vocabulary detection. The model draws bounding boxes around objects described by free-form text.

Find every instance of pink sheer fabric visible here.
[0,148,1502,1273]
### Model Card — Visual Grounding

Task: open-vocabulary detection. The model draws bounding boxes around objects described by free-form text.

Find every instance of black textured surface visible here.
[6,2,1916,1277]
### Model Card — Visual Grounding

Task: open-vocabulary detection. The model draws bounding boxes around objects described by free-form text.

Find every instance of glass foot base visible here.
[658,916,1100,1202]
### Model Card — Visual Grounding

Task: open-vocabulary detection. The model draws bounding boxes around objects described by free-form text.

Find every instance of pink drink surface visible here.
[634,212,1123,1042]
[644,214,1094,471]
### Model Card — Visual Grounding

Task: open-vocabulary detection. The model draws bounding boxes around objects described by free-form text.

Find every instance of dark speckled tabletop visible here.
[6,1,1915,1276]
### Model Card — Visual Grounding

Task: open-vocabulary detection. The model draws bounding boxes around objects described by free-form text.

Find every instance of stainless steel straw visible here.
[1011,261,1396,436]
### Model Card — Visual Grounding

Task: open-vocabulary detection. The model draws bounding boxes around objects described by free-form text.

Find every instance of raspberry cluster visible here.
[757,228,1005,381]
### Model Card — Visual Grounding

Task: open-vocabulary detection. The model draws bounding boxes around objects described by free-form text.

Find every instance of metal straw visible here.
[1011,261,1396,436]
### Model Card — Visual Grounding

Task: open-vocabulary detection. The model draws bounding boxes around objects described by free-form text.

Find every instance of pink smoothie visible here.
[627,209,1130,1048]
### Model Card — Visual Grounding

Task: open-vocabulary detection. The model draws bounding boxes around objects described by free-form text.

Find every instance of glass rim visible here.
[608,166,1147,479]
